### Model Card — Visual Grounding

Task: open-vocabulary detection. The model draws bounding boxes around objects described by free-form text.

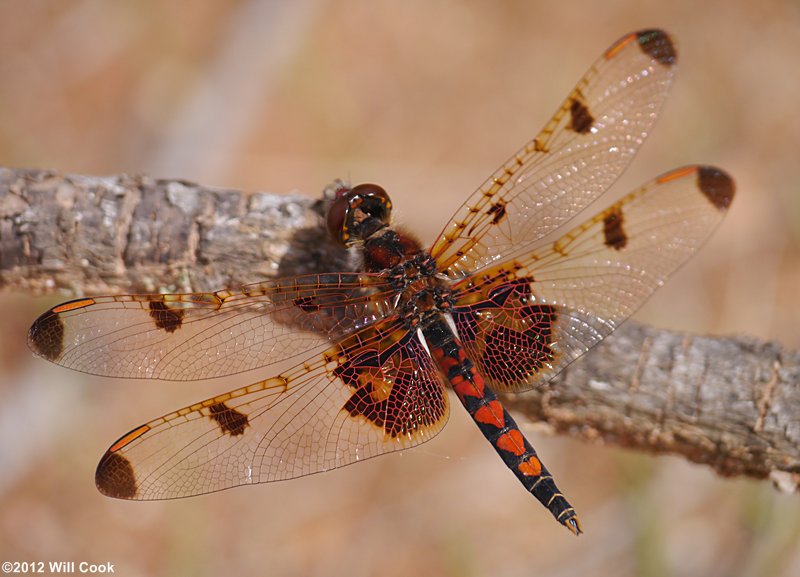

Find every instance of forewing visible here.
[28,273,395,381]
[431,29,677,279]
[451,166,734,392]
[94,319,449,499]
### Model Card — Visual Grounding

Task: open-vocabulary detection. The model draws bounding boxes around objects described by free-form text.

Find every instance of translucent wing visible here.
[94,318,449,499]
[450,166,734,392]
[28,272,396,380]
[431,29,678,279]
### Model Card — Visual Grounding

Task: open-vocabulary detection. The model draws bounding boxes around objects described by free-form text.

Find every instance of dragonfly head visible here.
[326,183,393,247]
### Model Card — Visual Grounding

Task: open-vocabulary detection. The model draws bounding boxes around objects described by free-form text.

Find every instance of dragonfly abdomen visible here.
[423,316,582,535]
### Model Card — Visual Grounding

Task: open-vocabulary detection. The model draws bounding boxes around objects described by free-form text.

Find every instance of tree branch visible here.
[3,167,798,493]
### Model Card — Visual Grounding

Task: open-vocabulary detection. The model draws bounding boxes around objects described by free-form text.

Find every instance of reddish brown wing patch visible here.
[453,278,558,391]
[28,297,99,361]
[149,301,184,332]
[27,310,66,362]
[697,166,735,210]
[208,402,249,436]
[602,206,627,250]
[336,331,447,438]
[96,451,138,499]
[487,200,508,225]
[636,29,677,66]
[569,96,595,134]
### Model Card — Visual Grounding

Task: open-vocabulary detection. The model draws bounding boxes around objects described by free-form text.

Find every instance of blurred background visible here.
[1,1,799,576]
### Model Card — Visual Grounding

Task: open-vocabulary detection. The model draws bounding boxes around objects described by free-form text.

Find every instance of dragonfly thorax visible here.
[382,250,453,330]
[325,181,454,329]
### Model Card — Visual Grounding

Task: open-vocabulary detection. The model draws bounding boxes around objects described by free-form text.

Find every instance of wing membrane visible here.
[451,165,734,391]
[28,273,395,380]
[431,30,677,279]
[94,319,449,499]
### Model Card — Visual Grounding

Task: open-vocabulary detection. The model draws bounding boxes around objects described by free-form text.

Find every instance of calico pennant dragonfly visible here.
[28,30,734,535]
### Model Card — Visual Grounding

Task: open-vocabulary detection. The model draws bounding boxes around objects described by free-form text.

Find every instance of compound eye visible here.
[349,184,391,224]
[325,183,392,246]
[326,192,351,246]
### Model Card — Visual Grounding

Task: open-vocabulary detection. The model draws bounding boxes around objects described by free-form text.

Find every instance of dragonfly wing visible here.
[451,166,734,392]
[94,318,449,499]
[432,30,677,279]
[28,273,395,380]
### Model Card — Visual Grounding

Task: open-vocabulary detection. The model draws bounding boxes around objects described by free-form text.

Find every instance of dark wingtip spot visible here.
[603,207,628,250]
[149,301,184,332]
[96,451,138,499]
[569,98,595,134]
[697,166,735,211]
[28,311,65,361]
[637,29,676,66]
[208,402,249,436]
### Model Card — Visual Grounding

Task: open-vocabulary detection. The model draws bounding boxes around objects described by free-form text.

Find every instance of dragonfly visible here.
[28,29,734,535]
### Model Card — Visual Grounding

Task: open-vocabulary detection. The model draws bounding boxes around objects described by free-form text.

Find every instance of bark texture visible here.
[2,167,798,494]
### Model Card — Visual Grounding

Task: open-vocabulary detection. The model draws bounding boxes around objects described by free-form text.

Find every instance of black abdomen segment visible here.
[423,317,582,535]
